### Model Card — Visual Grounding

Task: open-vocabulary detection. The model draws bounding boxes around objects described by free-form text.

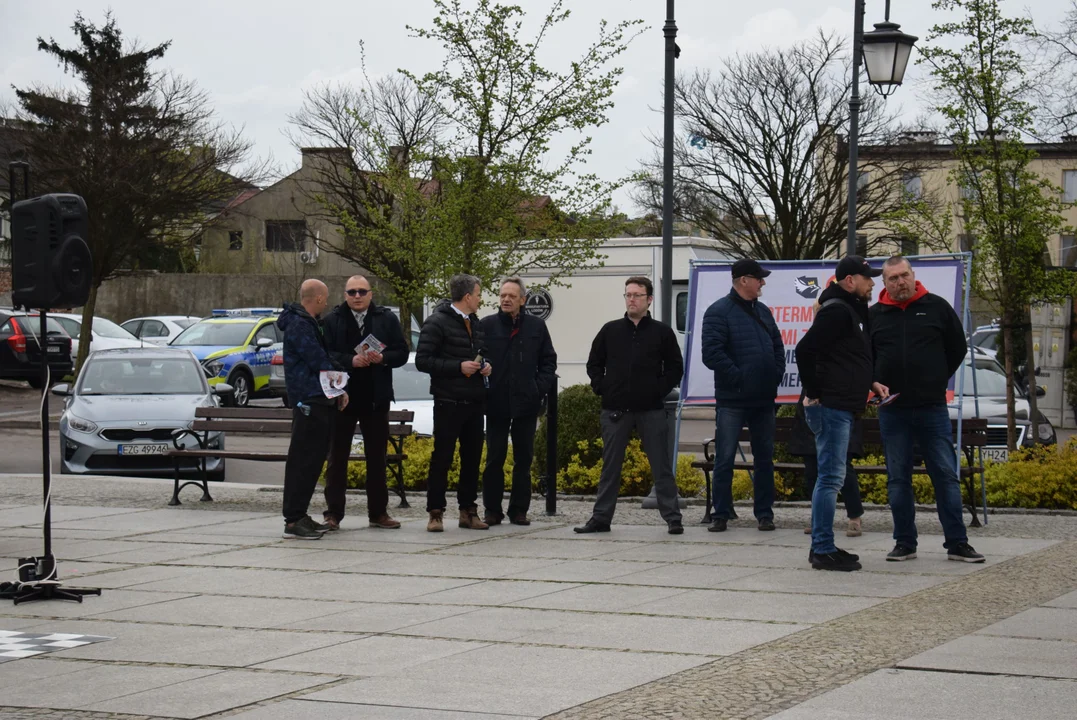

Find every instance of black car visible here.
[0,310,74,388]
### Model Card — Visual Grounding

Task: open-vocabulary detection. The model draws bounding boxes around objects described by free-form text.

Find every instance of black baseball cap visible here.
[835,255,883,280]
[731,259,771,279]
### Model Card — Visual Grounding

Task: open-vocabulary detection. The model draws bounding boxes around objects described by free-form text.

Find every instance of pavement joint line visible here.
[897,664,1077,680]
[545,538,1077,720]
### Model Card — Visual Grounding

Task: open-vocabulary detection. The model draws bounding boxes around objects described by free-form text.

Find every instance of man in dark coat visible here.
[574,276,685,535]
[480,277,557,526]
[415,273,493,532]
[277,279,348,540]
[700,258,785,532]
[870,255,983,563]
[796,256,882,571]
[321,275,409,531]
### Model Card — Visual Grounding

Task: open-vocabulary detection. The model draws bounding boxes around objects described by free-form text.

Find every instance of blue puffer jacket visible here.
[701,288,785,407]
[277,303,339,404]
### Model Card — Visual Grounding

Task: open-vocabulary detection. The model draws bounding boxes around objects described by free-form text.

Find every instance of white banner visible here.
[682,258,965,404]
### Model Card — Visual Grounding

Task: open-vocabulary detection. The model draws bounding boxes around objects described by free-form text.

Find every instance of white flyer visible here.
[319,370,348,398]
[355,333,387,355]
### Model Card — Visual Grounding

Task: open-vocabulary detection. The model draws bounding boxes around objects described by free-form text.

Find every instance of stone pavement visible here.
[0,473,1074,719]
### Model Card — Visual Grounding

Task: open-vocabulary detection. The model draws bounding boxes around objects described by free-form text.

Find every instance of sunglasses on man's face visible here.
[346,288,371,297]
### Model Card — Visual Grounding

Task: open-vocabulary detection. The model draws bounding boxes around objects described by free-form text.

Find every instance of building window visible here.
[856,171,870,196]
[903,173,922,199]
[265,221,306,252]
[228,231,243,251]
[900,237,919,256]
[1062,235,1077,267]
[959,234,976,253]
[855,234,868,257]
[1063,171,1077,203]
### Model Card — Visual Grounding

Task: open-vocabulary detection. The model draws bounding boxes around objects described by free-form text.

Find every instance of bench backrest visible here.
[736,415,988,447]
[192,406,414,435]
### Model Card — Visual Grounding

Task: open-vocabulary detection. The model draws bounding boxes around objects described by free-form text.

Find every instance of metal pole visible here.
[545,384,558,516]
[846,0,865,257]
[40,310,53,565]
[661,0,677,325]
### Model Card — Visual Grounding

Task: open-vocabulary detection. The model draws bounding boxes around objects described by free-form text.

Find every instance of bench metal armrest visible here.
[171,427,206,451]
[702,438,715,462]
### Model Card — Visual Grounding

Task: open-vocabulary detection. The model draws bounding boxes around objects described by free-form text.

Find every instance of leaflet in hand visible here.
[355,334,386,356]
[320,370,348,399]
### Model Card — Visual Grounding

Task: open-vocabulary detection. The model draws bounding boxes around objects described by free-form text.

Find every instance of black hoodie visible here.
[795,283,873,413]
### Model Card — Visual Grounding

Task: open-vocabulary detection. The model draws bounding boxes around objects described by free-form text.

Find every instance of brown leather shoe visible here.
[370,514,401,529]
[427,510,444,533]
[459,508,489,530]
[323,517,341,531]
[508,513,531,526]
[483,512,503,526]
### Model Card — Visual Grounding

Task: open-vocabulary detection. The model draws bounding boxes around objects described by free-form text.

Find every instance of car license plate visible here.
[47,346,62,354]
[983,447,1009,463]
[117,444,170,456]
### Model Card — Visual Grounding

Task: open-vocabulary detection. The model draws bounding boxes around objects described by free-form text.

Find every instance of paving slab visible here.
[256,634,488,676]
[974,606,1077,641]
[82,542,225,564]
[52,508,269,532]
[437,537,651,559]
[396,606,575,642]
[856,535,1060,556]
[0,657,100,689]
[610,563,768,589]
[238,571,478,603]
[509,583,688,613]
[0,662,218,710]
[766,668,1077,720]
[716,568,951,597]
[280,601,481,634]
[587,542,721,563]
[407,579,581,606]
[899,634,1077,680]
[344,551,561,579]
[113,565,312,595]
[65,563,204,589]
[1045,589,1077,609]
[505,558,665,582]
[0,588,195,620]
[303,643,708,716]
[133,531,276,546]
[627,588,886,624]
[168,545,372,571]
[0,505,136,528]
[92,594,362,630]
[229,699,535,720]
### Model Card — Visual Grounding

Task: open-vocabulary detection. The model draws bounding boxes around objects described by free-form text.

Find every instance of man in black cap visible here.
[701,259,785,532]
[795,255,884,571]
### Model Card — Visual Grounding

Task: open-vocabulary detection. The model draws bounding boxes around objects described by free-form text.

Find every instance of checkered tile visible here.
[0,630,113,662]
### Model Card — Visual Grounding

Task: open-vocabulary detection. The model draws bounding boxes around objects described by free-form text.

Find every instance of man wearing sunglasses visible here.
[321,275,409,530]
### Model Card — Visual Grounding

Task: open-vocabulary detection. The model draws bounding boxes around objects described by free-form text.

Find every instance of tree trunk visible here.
[75,284,99,377]
[1002,316,1018,452]
[1025,311,1040,447]
[399,304,413,352]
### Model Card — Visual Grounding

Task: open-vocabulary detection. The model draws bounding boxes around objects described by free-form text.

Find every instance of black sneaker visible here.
[947,542,986,563]
[283,516,324,540]
[835,547,860,563]
[668,521,684,535]
[306,516,330,532]
[811,550,861,571]
[757,518,776,532]
[573,519,611,534]
[886,544,917,562]
[708,518,727,532]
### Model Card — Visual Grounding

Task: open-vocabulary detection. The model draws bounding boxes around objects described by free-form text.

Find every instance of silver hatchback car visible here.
[54,347,229,479]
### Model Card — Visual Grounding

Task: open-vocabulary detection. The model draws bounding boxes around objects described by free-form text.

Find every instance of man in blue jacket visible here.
[701,259,785,532]
[277,279,348,540]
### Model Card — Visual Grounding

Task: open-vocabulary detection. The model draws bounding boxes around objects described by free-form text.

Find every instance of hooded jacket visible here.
[277,303,339,405]
[322,301,409,412]
[479,309,558,418]
[701,287,785,407]
[415,300,487,403]
[795,283,873,413]
[869,281,967,408]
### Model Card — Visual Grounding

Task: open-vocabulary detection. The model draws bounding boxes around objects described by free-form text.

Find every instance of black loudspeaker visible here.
[11,193,92,310]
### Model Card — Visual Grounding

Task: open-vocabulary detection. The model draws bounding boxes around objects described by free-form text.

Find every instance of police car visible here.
[168,309,284,407]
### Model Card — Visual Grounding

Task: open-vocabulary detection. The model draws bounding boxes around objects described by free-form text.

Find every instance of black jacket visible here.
[795,284,873,413]
[701,288,786,407]
[415,301,487,403]
[277,303,339,405]
[480,310,558,419]
[322,301,409,411]
[586,314,683,412]
[869,291,967,408]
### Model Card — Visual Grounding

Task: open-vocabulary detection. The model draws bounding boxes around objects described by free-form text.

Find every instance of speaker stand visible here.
[0,310,101,605]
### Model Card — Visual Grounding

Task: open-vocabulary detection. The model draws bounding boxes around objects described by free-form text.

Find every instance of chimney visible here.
[300,147,350,171]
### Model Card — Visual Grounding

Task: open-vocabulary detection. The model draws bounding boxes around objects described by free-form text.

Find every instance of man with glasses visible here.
[701,259,785,532]
[575,276,685,535]
[322,275,409,530]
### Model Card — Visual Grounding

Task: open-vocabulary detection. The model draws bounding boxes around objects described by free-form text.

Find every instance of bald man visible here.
[277,279,348,540]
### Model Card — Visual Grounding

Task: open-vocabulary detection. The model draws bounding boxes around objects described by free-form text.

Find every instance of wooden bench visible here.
[166,406,413,506]
[692,416,990,525]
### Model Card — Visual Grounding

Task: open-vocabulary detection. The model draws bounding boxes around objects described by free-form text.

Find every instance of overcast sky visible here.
[1,0,1068,214]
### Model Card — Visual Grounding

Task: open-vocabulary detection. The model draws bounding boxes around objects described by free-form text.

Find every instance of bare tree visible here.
[1030,0,1077,137]
[633,31,934,260]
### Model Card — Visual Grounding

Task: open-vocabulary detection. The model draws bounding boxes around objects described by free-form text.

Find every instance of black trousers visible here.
[426,400,485,512]
[324,405,390,521]
[282,403,334,524]
[482,414,537,518]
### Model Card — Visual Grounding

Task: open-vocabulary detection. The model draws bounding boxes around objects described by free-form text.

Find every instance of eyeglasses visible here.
[346,288,371,297]
[624,293,649,300]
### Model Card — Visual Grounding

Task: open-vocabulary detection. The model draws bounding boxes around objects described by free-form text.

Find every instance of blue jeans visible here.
[712,405,776,521]
[804,405,852,554]
[879,405,967,549]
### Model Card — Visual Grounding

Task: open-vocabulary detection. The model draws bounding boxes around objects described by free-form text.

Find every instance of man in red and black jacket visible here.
[869,256,984,564]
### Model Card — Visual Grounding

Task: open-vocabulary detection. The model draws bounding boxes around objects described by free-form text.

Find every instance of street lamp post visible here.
[845,0,918,256]
[661,0,677,324]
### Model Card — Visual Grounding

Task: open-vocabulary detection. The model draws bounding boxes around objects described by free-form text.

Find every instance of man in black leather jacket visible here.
[479,277,557,526]
[321,275,409,531]
[415,273,493,532]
